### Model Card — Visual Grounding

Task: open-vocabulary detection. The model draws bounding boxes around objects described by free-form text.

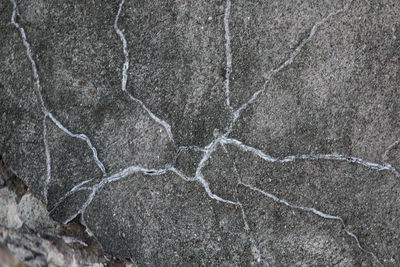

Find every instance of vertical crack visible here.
[224,0,233,113]
[9,0,45,111]
[9,0,107,201]
[114,0,174,142]
[222,143,249,231]
[43,114,51,201]
[114,0,129,94]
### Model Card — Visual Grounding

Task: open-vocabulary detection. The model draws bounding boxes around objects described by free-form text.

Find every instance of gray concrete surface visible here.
[1,0,399,265]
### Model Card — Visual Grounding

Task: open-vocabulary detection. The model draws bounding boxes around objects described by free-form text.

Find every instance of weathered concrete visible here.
[1,0,399,265]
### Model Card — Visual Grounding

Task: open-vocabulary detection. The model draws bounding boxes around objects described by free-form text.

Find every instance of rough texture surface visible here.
[1,0,399,266]
[0,159,132,266]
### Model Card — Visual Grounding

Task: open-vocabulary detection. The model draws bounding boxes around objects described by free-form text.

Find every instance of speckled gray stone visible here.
[1,0,399,265]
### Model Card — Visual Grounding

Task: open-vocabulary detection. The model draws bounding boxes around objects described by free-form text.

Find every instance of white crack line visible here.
[224,141,376,265]
[9,0,45,110]
[54,165,194,220]
[10,0,389,263]
[49,178,94,214]
[63,166,171,224]
[383,136,400,162]
[43,114,51,202]
[177,145,208,153]
[230,0,353,132]
[221,137,400,178]
[10,0,107,186]
[192,139,249,230]
[222,136,389,264]
[114,0,174,142]
[238,200,250,231]
[174,145,208,164]
[224,0,233,113]
[114,0,129,95]
[221,143,249,230]
[45,112,106,175]
[59,138,250,230]
[63,165,202,224]
[193,139,238,205]
[241,182,383,266]
[169,166,197,182]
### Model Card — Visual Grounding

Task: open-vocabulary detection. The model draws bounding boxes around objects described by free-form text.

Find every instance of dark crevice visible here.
[0,155,137,266]
[0,155,28,201]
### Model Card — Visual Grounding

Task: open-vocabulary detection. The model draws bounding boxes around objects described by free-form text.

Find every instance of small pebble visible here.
[213,128,220,138]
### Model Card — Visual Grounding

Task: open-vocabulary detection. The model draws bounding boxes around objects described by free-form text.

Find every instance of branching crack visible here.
[9,0,107,202]
[50,0,384,264]
[8,0,393,264]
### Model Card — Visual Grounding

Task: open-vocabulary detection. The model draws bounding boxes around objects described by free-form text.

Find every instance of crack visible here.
[168,166,197,182]
[223,140,379,265]
[8,0,393,264]
[43,114,51,202]
[240,182,383,266]
[190,138,248,212]
[52,165,195,220]
[238,201,250,231]
[228,0,353,134]
[221,143,249,231]
[49,179,94,214]
[9,0,107,201]
[177,145,207,153]
[221,137,400,179]
[113,0,129,97]
[63,166,172,224]
[221,136,389,264]
[114,0,174,142]
[75,156,244,223]
[383,136,400,162]
[9,0,45,111]
[59,139,250,230]
[224,0,233,113]
[45,112,106,176]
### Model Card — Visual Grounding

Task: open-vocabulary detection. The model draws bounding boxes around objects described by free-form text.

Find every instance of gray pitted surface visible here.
[1,0,399,265]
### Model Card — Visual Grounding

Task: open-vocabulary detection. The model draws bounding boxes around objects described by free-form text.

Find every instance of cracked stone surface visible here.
[1,0,399,265]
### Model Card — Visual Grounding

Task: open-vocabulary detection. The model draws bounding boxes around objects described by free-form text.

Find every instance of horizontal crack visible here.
[221,137,400,178]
